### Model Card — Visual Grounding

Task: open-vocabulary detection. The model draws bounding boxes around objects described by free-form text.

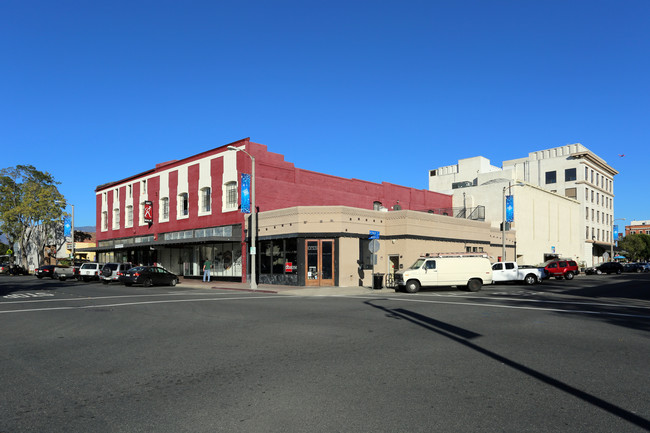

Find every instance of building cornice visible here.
[571,151,619,176]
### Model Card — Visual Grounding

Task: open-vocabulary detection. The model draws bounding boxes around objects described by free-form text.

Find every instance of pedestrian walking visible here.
[203,258,212,282]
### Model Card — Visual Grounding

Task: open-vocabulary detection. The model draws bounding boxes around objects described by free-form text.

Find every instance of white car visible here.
[79,263,104,282]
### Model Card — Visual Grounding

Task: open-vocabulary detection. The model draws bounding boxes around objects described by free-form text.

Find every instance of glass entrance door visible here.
[305,240,334,286]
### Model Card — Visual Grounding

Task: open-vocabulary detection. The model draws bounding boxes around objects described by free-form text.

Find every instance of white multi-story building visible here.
[429,144,618,267]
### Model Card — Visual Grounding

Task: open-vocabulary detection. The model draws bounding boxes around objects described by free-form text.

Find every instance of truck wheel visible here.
[404,280,420,293]
[467,278,482,292]
[565,271,574,280]
[524,274,537,285]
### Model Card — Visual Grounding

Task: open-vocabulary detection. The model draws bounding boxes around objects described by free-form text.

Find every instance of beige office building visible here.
[428,144,618,267]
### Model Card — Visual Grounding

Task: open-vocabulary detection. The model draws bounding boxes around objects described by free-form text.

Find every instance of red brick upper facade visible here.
[95,138,453,242]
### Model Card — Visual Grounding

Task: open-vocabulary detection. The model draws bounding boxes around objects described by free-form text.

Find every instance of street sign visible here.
[369,239,380,253]
[369,230,380,240]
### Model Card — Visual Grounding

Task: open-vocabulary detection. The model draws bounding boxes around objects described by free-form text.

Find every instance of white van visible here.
[395,253,493,293]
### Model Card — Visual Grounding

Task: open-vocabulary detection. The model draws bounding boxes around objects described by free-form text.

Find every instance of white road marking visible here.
[0,295,281,314]
[347,295,650,319]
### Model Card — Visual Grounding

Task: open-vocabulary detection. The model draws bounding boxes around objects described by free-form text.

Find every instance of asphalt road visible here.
[2,273,650,432]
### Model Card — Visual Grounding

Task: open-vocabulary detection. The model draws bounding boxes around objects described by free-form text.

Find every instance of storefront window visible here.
[259,239,297,275]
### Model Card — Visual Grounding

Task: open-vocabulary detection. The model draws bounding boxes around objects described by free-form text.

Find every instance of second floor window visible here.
[179,193,189,217]
[113,208,120,229]
[201,187,211,212]
[126,205,133,227]
[225,182,237,209]
[161,197,169,220]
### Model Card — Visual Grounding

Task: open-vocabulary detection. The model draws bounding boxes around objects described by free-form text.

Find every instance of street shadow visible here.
[487,274,650,333]
[364,299,650,431]
[552,273,650,301]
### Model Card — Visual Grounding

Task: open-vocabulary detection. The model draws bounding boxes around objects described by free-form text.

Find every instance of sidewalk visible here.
[178,277,395,296]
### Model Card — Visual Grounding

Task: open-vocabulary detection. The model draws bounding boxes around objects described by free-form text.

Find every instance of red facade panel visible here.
[96,138,452,242]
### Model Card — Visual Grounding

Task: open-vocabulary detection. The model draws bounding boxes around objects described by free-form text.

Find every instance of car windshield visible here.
[409,259,426,270]
[129,266,146,272]
[80,264,96,269]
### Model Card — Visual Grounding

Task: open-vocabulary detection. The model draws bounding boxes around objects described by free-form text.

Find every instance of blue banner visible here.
[241,173,251,213]
[613,225,619,246]
[64,216,72,237]
[505,195,514,222]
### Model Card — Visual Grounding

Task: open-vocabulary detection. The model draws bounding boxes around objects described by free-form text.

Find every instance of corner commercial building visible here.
[91,138,508,287]
[428,143,618,267]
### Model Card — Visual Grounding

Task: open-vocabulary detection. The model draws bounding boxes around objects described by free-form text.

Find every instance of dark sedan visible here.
[35,265,57,278]
[118,266,179,287]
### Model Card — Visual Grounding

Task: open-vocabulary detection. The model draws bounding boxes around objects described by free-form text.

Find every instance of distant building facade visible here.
[625,220,650,236]
[428,144,618,266]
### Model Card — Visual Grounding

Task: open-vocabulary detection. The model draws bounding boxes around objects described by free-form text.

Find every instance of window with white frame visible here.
[126,205,133,227]
[178,193,189,217]
[201,187,211,212]
[102,211,108,231]
[113,208,120,229]
[225,182,237,209]
[161,197,169,220]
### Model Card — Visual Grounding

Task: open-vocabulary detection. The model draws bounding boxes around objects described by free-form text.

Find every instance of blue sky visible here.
[2,0,649,228]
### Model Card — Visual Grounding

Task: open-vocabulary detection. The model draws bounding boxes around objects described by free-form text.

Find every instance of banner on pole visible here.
[505,195,514,223]
[64,216,72,237]
[241,173,251,213]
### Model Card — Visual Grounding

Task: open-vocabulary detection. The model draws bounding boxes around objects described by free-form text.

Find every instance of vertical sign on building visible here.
[241,173,251,213]
[505,195,514,223]
[144,200,153,226]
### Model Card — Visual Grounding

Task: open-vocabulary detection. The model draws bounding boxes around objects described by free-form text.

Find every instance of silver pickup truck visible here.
[53,262,79,281]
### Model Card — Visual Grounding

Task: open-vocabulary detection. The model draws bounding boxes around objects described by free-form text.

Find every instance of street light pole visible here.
[71,204,75,261]
[501,182,525,262]
[228,146,257,290]
[611,218,625,262]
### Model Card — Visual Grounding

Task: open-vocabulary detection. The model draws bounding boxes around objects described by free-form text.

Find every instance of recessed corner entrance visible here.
[305,239,334,286]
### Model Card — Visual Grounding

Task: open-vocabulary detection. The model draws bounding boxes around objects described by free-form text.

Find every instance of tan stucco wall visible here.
[256,206,513,287]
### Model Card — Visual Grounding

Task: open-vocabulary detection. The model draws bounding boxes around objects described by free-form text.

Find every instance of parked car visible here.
[543,259,580,280]
[597,261,624,274]
[100,263,133,284]
[35,265,57,279]
[79,263,104,282]
[118,266,179,287]
[623,263,645,273]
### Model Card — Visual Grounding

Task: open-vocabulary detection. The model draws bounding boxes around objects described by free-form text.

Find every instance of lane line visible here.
[0,295,282,314]
[344,295,650,319]
[0,291,247,304]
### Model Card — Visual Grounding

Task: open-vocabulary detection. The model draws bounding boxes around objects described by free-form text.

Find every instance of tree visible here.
[0,165,66,267]
[618,234,650,262]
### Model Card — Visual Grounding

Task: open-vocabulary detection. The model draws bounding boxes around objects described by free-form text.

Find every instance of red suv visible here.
[544,259,579,280]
